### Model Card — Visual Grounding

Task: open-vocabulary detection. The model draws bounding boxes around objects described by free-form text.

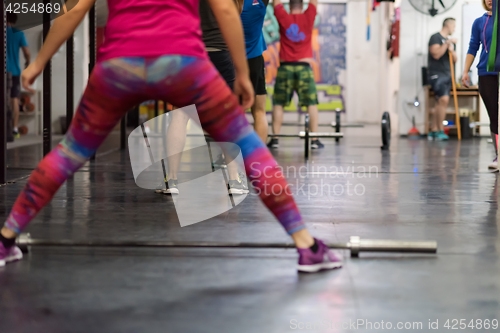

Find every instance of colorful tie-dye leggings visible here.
[4,56,305,235]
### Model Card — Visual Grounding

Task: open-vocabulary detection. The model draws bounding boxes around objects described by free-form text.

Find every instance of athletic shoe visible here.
[0,243,23,267]
[155,178,179,195]
[435,131,449,141]
[163,179,179,195]
[212,154,227,169]
[297,238,342,273]
[428,131,437,140]
[13,130,20,139]
[488,157,498,170]
[267,138,279,149]
[310,139,324,149]
[228,179,249,195]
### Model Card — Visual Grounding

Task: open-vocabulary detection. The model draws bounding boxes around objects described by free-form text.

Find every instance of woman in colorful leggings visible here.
[0,0,342,273]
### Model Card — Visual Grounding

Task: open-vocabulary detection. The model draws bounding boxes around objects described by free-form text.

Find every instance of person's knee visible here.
[439,95,449,105]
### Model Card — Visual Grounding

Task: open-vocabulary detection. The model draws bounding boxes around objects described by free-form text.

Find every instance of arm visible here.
[310,0,318,7]
[22,0,96,90]
[207,0,255,109]
[21,46,31,69]
[235,0,244,14]
[461,54,475,87]
[429,42,450,60]
[273,0,282,8]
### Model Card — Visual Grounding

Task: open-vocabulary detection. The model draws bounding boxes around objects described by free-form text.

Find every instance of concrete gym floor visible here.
[1,126,499,333]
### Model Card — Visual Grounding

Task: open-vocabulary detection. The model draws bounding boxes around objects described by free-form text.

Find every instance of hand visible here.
[21,61,44,93]
[233,74,255,111]
[448,43,454,52]
[462,72,470,88]
[449,38,458,44]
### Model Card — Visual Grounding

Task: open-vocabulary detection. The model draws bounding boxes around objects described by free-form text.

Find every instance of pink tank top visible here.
[98,0,207,62]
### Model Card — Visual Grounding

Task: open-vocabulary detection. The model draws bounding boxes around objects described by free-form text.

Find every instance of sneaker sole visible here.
[297,261,342,273]
[0,248,24,267]
[228,189,249,195]
[6,251,23,263]
[161,189,179,195]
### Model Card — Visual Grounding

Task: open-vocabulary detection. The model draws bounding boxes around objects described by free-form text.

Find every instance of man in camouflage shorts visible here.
[268,0,322,149]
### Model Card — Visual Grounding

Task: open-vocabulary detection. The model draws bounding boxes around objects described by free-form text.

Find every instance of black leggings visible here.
[478,75,499,134]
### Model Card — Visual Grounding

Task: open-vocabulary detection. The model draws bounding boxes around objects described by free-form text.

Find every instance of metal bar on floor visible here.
[42,0,52,156]
[16,234,438,257]
[0,2,6,184]
[66,35,74,132]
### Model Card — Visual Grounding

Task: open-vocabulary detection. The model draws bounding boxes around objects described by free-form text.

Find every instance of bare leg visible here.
[291,229,315,248]
[307,104,319,140]
[251,94,268,142]
[492,133,498,156]
[12,97,19,131]
[437,96,449,132]
[166,110,189,180]
[272,104,284,137]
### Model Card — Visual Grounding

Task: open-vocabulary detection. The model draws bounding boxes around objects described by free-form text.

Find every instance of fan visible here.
[409,0,458,17]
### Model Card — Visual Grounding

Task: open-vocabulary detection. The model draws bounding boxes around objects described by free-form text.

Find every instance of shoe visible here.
[0,243,23,267]
[267,138,279,149]
[435,131,449,141]
[428,131,437,140]
[13,130,20,139]
[310,139,324,149]
[297,238,342,273]
[164,179,179,195]
[228,179,249,195]
[155,178,179,195]
[212,154,227,169]
[488,156,498,170]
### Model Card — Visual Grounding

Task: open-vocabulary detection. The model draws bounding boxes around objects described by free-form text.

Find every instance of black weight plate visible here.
[381,112,391,149]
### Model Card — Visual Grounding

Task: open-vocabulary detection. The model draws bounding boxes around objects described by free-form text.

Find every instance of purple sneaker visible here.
[297,239,342,273]
[0,243,23,267]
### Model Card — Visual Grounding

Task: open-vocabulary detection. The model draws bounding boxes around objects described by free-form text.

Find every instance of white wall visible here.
[399,0,488,135]
[346,0,400,128]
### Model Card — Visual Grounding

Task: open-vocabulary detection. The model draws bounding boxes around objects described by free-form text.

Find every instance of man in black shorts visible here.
[241,0,269,142]
[428,17,457,141]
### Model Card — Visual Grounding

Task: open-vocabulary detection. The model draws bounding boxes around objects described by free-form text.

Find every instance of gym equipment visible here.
[407,116,420,139]
[381,111,391,150]
[19,126,28,135]
[23,103,35,113]
[20,93,31,105]
[449,51,462,140]
[16,234,437,258]
[272,114,344,158]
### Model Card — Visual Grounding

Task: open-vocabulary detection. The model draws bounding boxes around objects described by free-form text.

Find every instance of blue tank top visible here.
[241,0,268,59]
